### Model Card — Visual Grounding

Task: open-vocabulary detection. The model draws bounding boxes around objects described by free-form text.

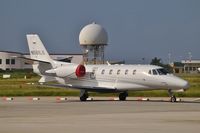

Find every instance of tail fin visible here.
[26,34,54,76]
[26,34,52,63]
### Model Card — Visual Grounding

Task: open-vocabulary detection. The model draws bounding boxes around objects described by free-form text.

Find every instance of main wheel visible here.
[80,93,88,101]
[119,92,128,101]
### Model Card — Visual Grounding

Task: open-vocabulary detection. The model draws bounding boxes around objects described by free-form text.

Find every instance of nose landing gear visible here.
[168,89,177,102]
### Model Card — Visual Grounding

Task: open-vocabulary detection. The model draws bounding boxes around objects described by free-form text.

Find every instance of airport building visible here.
[171,60,200,74]
[181,60,200,73]
[0,51,83,70]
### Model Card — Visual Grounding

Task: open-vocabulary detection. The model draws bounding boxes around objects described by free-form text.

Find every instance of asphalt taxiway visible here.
[0,97,200,133]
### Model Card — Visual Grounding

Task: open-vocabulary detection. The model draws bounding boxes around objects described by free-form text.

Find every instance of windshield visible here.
[152,69,157,75]
[156,68,169,75]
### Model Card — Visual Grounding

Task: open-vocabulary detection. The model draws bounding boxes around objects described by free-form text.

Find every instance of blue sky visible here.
[0,0,200,63]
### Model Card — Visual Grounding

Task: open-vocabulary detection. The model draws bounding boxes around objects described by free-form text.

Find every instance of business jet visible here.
[25,34,189,102]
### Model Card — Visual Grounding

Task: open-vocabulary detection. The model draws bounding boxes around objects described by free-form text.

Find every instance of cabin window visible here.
[117,70,120,75]
[152,69,157,75]
[148,70,151,75]
[133,70,136,75]
[101,69,105,74]
[109,69,113,75]
[125,69,128,75]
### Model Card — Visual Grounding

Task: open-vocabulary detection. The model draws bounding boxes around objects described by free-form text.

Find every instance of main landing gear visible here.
[168,89,177,102]
[80,90,88,101]
[119,91,128,101]
[80,90,128,101]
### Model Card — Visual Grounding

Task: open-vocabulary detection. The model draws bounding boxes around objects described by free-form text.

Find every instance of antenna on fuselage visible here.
[106,61,111,66]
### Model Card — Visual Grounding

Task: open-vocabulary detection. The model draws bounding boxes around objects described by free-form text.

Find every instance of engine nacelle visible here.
[46,64,86,78]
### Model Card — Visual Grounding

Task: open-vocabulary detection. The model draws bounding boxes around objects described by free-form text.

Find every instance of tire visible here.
[119,92,128,101]
[80,94,88,101]
[171,96,176,103]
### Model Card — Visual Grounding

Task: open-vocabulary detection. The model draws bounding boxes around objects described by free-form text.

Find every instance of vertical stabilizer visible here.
[26,34,52,63]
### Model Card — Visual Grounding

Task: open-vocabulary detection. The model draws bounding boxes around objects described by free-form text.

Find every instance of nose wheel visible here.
[168,89,177,102]
[171,95,177,102]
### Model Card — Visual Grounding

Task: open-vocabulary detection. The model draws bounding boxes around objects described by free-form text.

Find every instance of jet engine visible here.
[46,64,86,78]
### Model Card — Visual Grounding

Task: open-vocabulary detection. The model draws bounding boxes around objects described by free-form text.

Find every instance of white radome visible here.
[79,22,108,45]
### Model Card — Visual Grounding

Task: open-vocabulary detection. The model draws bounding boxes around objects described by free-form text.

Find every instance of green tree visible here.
[150,57,162,66]
[150,57,173,73]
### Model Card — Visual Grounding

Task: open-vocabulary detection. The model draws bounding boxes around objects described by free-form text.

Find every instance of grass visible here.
[0,70,200,97]
[0,78,79,96]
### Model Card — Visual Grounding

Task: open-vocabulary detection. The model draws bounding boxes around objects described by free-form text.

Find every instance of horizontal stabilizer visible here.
[12,56,50,64]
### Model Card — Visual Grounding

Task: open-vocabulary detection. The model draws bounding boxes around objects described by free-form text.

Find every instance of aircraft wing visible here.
[42,83,119,93]
[57,56,72,62]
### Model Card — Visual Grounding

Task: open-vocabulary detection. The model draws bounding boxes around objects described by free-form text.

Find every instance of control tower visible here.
[79,22,108,64]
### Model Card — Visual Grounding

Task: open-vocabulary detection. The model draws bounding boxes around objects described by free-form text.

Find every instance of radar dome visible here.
[79,22,108,45]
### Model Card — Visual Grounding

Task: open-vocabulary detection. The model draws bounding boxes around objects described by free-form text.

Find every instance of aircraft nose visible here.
[168,77,190,89]
[178,79,189,89]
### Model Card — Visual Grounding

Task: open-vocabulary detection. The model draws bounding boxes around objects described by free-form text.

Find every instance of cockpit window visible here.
[152,69,157,75]
[157,68,169,75]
